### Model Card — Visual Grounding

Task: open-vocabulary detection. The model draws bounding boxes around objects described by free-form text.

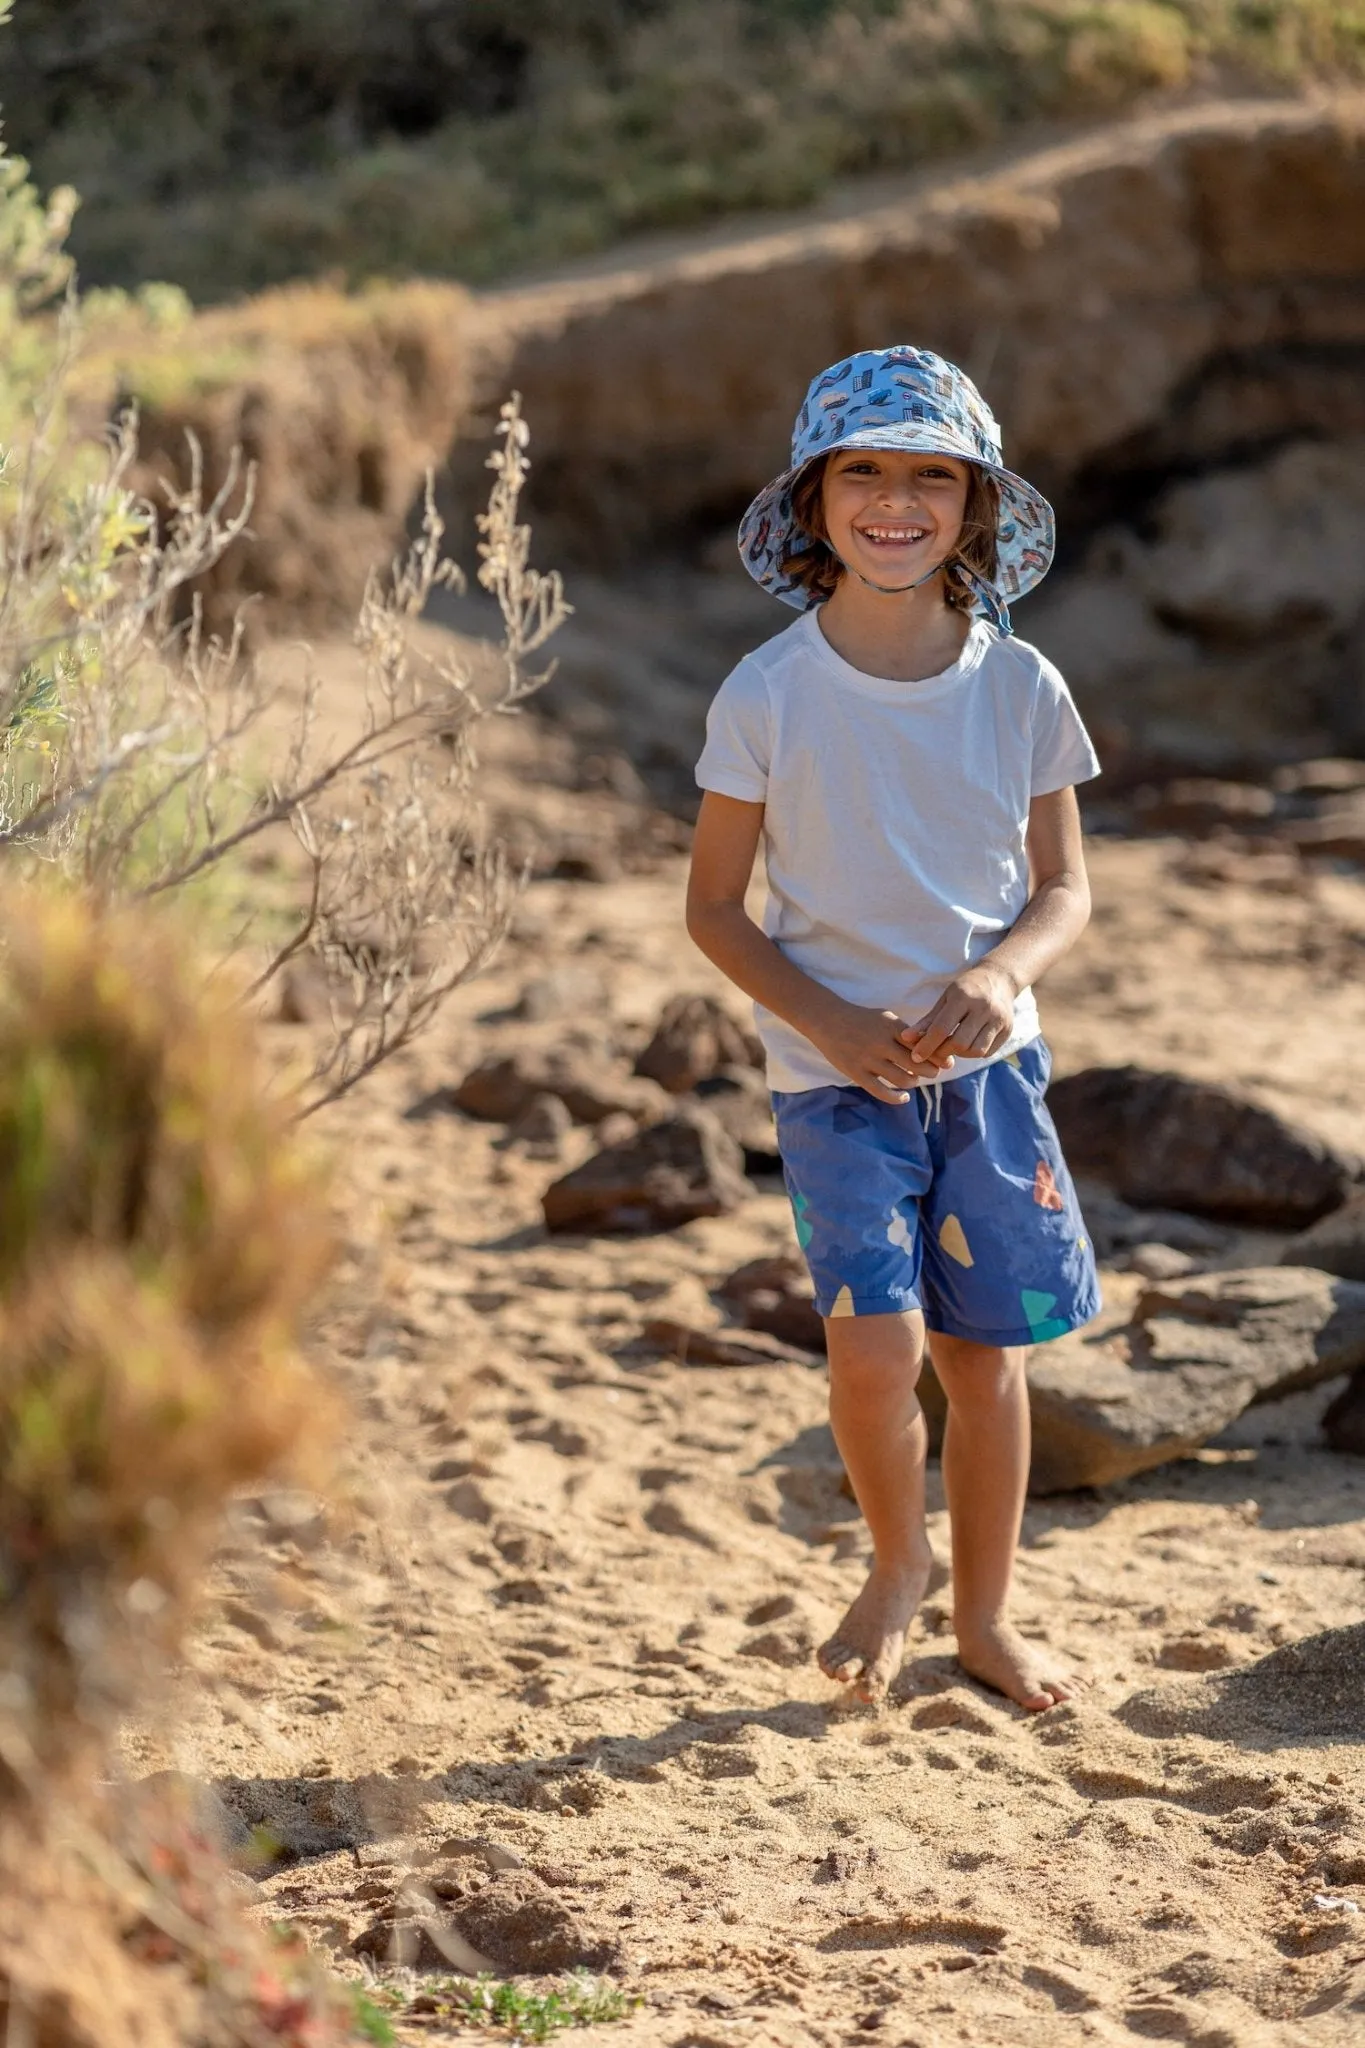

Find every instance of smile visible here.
[856,524,930,545]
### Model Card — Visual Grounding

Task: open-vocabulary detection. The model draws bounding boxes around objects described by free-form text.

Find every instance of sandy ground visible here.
[123,723,1365,2046]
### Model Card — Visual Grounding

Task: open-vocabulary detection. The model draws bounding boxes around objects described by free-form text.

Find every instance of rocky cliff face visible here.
[125,97,1365,773]
[452,96,1365,770]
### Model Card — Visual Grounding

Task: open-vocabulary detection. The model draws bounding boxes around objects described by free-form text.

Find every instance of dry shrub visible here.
[0,888,332,1793]
[2,348,569,1110]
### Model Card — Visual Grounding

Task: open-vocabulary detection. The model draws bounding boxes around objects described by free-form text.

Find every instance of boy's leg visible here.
[818,1309,935,1704]
[928,1334,1082,1711]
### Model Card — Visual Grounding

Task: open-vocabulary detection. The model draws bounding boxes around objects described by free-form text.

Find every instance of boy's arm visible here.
[686,791,946,1104]
[905,786,1091,1064]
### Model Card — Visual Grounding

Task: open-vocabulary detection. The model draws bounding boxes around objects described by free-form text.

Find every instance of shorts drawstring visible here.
[918,1077,944,1126]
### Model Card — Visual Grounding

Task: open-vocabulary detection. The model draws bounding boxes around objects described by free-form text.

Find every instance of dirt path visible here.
[127,813,1365,2045]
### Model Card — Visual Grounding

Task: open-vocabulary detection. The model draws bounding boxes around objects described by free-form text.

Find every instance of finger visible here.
[915,1015,967,1060]
[898,1049,954,1081]
[909,1046,954,1073]
[883,1042,930,1078]
[864,1074,912,1104]
[963,1021,1005,1056]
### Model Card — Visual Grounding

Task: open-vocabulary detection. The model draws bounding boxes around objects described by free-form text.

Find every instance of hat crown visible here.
[792,346,1004,469]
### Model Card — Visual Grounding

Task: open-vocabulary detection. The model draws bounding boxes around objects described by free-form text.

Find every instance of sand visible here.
[122,719,1365,2046]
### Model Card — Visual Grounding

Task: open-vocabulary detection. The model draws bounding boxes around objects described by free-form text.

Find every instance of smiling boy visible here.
[686,347,1101,1710]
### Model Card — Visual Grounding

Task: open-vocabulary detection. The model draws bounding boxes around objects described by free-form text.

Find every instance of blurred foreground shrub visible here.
[0,887,332,1789]
[5,0,1365,299]
[0,891,383,2048]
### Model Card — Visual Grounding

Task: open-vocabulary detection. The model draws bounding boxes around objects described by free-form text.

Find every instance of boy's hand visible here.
[902,963,1018,1066]
[807,999,953,1104]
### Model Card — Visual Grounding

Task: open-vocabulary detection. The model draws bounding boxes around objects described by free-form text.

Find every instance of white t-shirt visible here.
[695,609,1101,1094]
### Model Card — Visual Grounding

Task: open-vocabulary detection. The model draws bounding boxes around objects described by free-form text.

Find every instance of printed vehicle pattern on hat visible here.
[738,345,1055,635]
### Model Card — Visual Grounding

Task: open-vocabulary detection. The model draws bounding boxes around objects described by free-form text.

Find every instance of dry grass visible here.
[6,1,1365,301]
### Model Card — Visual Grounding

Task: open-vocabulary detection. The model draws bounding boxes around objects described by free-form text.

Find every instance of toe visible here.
[860,1646,902,1705]
[818,1637,864,1683]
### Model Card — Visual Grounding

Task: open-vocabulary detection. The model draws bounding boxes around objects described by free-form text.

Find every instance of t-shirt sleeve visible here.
[695,657,771,802]
[1030,655,1102,795]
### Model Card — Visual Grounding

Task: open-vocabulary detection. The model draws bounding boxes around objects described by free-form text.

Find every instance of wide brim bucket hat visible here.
[738,345,1055,635]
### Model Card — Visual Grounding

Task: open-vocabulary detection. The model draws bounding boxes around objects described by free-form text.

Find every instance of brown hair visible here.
[779,452,1001,612]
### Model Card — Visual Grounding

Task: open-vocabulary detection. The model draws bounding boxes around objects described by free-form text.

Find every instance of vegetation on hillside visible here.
[6,0,1365,302]
[1,1,567,1109]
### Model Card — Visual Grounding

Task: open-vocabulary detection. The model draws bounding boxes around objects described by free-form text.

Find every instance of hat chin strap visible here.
[834,551,1012,635]
[837,556,945,598]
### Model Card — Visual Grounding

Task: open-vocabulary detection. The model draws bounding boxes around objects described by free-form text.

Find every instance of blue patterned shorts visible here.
[773,1040,1101,1345]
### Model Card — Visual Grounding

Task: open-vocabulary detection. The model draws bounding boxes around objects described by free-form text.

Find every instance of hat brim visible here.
[737,427,1055,622]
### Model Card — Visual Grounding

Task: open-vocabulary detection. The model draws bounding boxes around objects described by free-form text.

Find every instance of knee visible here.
[930,1338,1025,1409]
[826,1315,926,1405]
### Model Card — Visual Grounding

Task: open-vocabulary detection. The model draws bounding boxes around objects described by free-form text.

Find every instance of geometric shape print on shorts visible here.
[776,1041,1099,1343]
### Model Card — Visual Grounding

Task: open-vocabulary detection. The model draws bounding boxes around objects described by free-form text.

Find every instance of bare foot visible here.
[818,1553,933,1704]
[956,1616,1085,1712]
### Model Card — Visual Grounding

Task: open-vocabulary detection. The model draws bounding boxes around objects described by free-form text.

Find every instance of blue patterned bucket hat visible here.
[738,345,1055,634]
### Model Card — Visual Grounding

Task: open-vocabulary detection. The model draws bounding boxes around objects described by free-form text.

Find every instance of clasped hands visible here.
[808,962,1018,1106]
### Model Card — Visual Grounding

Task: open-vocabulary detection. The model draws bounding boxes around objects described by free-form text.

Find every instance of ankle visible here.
[873,1538,934,1582]
[953,1601,1014,1643]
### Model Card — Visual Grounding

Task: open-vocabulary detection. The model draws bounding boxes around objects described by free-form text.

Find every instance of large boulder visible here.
[1024,1267,1365,1493]
[542,1106,749,1233]
[1047,1066,1360,1226]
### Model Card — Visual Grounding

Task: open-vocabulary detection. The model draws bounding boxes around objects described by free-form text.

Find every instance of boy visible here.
[686,346,1100,1711]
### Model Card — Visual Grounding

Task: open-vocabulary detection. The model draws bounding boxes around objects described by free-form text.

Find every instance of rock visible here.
[1323,1369,1365,1454]
[1272,758,1365,798]
[1048,1067,1360,1225]
[515,963,609,1023]
[1026,1267,1365,1493]
[1073,1180,1232,1262]
[688,1064,779,1170]
[543,1106,749,1233]
[634,994,762,1094]
[717,1253,826,1351]
[1124,1243,1199,1281]
[1128,439,1365,642]
[1131,778,1275,837]
[455,1047,670,1127]
[504,1090,572,1161]
[1281,1191,1365,1282]
[593,1110,638,1147]
[642,1317,817,1367]
[1280,794,1365,862]
[452,1870,619,1973]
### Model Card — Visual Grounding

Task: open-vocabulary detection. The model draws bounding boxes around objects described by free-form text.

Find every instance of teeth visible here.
[861,526,927,541]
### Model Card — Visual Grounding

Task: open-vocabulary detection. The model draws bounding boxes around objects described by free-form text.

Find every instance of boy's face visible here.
[820,447,970,589]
